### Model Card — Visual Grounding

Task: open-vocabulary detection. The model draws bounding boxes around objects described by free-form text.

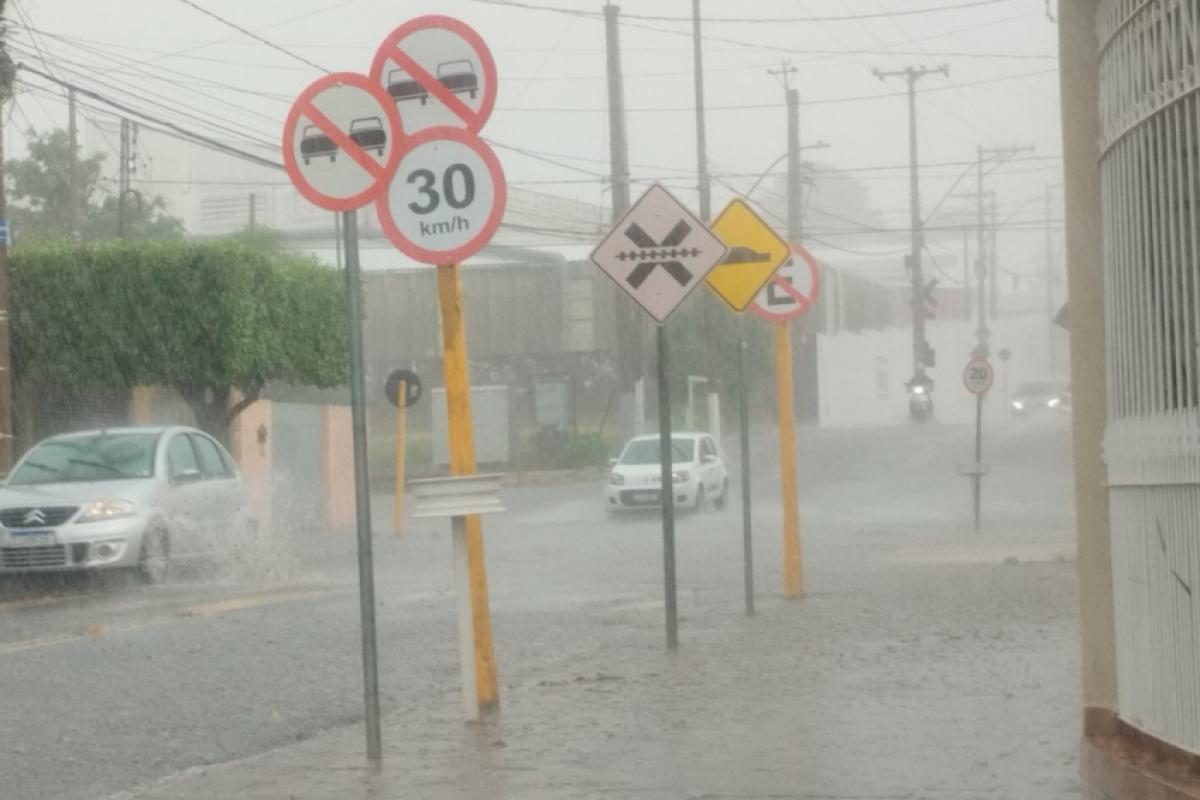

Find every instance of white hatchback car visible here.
[605,432,729,514]
[0,427,251,583]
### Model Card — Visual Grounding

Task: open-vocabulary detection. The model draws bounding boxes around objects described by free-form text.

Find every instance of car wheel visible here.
[714,480,729,510]
[138,528,170,585]
[304,157,310,165]
[693,486,706,513]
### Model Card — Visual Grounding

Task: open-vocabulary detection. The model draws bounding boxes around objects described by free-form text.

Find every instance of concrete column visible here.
[320,404,356,531]
[1058,0,1118,721]
[229,400,273,536]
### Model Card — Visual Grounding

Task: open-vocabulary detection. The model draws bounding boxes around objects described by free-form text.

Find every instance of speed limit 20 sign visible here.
[963,357,995,395]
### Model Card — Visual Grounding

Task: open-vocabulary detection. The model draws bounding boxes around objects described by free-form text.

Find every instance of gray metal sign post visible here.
[656,326,679,649]
[341,210,382,761]
[737,323,754,616]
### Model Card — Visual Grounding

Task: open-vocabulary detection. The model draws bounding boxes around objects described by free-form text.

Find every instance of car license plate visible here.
[11,530,54,545]
[632,492,658,503]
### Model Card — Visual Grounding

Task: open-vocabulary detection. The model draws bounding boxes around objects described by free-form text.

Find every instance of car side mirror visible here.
[173,468,202,486]
[609,458,619,469]
[702,454,716,464]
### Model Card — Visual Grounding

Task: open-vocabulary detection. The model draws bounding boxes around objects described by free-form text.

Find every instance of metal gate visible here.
[1099,0,1200,753]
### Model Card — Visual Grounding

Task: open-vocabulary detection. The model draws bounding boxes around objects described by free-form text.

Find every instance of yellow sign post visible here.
[775,322,803,598]
[706,199,792,312]
[437,263,500,709]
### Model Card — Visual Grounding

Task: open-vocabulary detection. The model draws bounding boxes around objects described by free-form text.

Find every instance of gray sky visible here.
[9,0,1062,270]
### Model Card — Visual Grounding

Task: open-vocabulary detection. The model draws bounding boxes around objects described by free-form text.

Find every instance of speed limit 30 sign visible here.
[375,127,506,264]
[963,356,995,395]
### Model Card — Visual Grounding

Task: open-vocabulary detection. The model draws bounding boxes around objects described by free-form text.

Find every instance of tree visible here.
[6,128,183,244]
[9,241,347,442]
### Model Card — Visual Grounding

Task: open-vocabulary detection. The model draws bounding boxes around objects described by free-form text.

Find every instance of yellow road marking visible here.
[176,590,324,618]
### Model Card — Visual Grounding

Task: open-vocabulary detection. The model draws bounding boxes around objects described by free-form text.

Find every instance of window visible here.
[700,438,717,460]
[190,435,232,479]
[8,433,158,485]
[167,435,200,481]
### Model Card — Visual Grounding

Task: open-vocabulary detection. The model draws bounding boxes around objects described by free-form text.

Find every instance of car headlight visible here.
[672,470,689,484]
[78,499,136,523]
[610,472,625,486]
[1048,397,1061,408]
[1011,401,1025,410]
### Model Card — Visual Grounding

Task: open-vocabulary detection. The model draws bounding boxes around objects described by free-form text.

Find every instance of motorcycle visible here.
[908,383,934,423]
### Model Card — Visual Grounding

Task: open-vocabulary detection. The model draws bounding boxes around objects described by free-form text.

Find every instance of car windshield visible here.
[438,60,474,76]
[8,433,158,485]
[1017,382,1059,396]
[620,437,695,465]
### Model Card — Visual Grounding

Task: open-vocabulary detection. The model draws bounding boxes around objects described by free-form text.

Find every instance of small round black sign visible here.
[998,348,1012,362]
[385,369,422,408]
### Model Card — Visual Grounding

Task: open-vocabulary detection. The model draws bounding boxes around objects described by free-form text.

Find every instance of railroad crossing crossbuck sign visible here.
[282,72,404,212]
[750,242,822,322]
[590,184,728,324]
[963,356,995,395]
[706,199,792,312]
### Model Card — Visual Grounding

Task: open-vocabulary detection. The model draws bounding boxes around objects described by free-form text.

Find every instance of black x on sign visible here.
[591,185,728,324]
[618,221,701,289]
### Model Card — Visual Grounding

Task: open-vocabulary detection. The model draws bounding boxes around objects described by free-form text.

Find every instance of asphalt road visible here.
[0,414,1076,800]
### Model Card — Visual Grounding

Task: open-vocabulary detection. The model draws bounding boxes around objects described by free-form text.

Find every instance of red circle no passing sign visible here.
[369,15,498,137]
[282,72,404,212]
[750,242,822,323]
[375,127,507,265]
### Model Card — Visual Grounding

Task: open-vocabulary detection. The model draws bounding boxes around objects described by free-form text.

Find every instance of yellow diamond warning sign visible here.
[705,199,791,312]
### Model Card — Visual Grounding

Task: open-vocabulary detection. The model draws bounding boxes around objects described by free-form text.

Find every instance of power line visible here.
[15,64,283,171]
[174,0,328,73]
[465,0,1011,24]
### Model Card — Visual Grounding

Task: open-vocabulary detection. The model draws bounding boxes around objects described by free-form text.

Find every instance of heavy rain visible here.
[0,2,1187,800]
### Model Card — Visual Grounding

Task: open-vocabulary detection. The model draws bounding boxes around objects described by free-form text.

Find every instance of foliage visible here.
[6,128,184,244]
[10,241,347,441]
[558,431,614,470]
[665,291,774,399]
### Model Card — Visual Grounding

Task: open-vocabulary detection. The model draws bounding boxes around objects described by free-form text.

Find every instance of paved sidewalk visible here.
[107,518,1081,800]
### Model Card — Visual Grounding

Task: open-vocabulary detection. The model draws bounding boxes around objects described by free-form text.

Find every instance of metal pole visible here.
[0,74,13,472]
[737,325,754,615]
[341,210,382,763]
[691,0,710,221]
[334,213,343,269]
[989,192,998,321]
[118,118,129,240]
[656,325,678,649]
[973,392,983,535]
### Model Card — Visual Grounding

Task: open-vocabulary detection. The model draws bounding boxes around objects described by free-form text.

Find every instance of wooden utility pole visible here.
[0,5,15,471]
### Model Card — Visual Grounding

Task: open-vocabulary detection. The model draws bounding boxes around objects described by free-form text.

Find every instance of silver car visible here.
[0,426,250,583]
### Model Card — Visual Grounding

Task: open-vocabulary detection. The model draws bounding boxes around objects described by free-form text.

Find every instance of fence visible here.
[1099,0,1200,754]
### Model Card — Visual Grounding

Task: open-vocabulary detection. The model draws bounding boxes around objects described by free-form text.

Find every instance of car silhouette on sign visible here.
[300,125,337,164]
[387,61,479,105]
[349,117,387,156]
[720,246,771,265]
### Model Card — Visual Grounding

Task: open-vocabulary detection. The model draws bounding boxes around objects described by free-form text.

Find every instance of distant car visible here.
[0,427,251,583]
[1010,381,1069,415]
[605,432,728,514]
[436,60,478,99]
[349,116,387,156]
[300,125,337,164]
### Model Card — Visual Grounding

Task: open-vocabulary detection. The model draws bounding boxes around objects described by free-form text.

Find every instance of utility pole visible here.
[1045,184,1059,375]
[248,193,256,230]
[962,225,971,323]
[68,88,79,241]
[118,118,131,239]
[974,143,1035,355]
[0,20,14,472]
[989,192,998,320]
[691,0,710,221]
[872,64,948,388]
[604,2,643,438]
